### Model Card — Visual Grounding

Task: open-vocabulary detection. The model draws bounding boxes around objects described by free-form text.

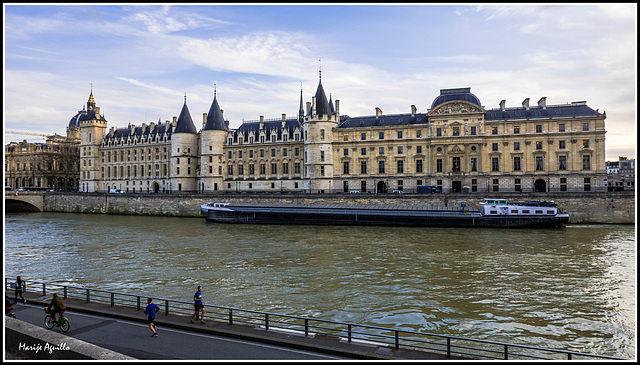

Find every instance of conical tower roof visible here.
[314,78,332,117]
[173,97,197,134]
[204,91,229,131]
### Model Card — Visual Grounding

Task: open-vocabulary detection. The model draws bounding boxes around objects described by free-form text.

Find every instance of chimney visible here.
[281,113,287,129]
[311,96,317,116]
[537,97,547,109]
[411,105,417,116]
[150,122,155,132]
[203,113,207,127]
[335,100,340,116]
[306,102,312,117]
[500,100,506,111]
[375,107,383,118]
[522,98,530,110]
[259,116,264,130]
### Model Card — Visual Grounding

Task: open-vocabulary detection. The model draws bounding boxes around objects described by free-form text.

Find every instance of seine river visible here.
[4,212,636,358]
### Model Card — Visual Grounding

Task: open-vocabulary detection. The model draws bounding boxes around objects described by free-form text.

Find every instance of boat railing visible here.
[5,277,625,361]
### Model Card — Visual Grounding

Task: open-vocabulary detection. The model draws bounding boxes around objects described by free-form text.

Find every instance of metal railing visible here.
[5,277,626,360]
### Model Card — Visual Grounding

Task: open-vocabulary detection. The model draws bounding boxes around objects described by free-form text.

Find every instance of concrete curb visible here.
[4,316,135,360]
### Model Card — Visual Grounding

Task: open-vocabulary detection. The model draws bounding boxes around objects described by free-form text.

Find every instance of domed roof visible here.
[430,87,481,110]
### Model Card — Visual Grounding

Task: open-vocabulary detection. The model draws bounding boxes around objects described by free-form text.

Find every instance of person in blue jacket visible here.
[191,286,205,324]
[144,298,160,337]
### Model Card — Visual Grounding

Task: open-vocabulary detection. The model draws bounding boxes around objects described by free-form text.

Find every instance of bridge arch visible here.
[4,192,45,212]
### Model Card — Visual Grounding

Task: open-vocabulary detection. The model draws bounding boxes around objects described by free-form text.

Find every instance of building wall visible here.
[42,191,636,224]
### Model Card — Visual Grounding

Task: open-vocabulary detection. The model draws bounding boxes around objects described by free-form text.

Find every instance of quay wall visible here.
[42,191,635,224]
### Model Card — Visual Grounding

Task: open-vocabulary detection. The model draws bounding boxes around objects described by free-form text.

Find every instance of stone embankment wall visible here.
[42,191,635,224]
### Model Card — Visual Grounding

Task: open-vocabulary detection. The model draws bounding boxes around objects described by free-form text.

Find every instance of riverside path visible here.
[6,291,450,360]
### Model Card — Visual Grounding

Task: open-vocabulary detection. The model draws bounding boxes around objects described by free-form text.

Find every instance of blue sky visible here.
[4,4,636,160]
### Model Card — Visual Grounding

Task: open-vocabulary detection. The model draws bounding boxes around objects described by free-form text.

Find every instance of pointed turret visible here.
[329,92,335,114]
[298,86,305,123]
[314,75,332,117]
[173,96,197,134]
[204,90,229,131]
[87,90,96,111]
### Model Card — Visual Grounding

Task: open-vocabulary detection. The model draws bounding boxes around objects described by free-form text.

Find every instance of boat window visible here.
[522,210,530,214]
[547,210,555,215]
[535,210,543,214]
[490,210,498,214]
[511,210,518,214]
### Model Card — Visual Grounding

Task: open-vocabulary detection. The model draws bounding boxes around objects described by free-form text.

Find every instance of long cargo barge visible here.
[200,199,569,228]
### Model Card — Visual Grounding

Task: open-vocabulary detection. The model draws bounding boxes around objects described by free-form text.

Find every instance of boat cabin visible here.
[480,199,559,216]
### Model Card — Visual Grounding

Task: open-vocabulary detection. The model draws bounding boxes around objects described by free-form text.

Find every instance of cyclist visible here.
[5,295,17,317]
[46,293,66,323]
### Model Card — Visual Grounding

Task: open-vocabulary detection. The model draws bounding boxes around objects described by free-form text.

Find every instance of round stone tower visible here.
[303,71,339,193]
[199,89,229,192]
[169,96,199,193]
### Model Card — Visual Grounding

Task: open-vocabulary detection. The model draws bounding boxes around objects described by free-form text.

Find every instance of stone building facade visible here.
[79,74,607,194]
[5,119,81,191]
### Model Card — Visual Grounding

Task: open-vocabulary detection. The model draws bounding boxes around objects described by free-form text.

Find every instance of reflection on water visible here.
[4,212,635,358]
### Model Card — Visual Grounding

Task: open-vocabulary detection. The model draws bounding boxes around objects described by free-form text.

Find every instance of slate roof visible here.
[485,103,601,120]
[338,113,427,128]
[204,95,229,131]
[314,79,332,116]
[68,108,108,128]
[430,87,482,109]
[231,118,302,143]
[173,101,197,134]
[104,122,172,143]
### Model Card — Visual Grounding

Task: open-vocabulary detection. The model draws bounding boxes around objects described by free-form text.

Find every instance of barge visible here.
[200,199,569,228]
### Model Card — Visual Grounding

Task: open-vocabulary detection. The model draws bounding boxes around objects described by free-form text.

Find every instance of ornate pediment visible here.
[430,102,483,115]
[449,145,464,154]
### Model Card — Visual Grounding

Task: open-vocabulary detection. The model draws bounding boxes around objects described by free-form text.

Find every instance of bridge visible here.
[4,191,45,212]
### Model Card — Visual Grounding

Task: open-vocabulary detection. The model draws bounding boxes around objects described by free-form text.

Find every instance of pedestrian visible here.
[15,276,25,303]
[144,298,159,337]
[190,286,205,324]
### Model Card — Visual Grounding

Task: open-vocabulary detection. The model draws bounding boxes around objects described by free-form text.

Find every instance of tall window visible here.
[397,160,404,174]
[513,157,521,171]
[582,155,591,170]
[378,160,385,174]
[492,158,499,171]
[536,156,544,171]
[416,160,423,173]
[436,159,443,172]
[452,157,460,171]
[343,162,350,174]
[360,161,367,174]
[470,158,477,172]
[558,156,567,170]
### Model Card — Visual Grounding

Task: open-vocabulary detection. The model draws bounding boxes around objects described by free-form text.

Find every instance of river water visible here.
[4,212,636,358]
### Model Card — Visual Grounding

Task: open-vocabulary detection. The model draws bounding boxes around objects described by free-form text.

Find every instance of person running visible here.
[15,276,25,303]
[47,293,66,323]
[190,286,205,324]
[144,298,160,337]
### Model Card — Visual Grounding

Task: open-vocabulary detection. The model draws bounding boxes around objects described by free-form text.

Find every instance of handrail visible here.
[5,277,626,360]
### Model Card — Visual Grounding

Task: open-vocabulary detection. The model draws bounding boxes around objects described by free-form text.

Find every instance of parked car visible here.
[109,189,126,193]
[391,190,404,193]
[349,190,361,194]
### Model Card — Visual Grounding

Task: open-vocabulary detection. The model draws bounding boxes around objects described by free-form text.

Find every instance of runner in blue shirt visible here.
[191,286,205,324]
[144,298,160,337]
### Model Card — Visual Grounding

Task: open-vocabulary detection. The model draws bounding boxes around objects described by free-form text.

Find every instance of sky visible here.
[3,3,637,161]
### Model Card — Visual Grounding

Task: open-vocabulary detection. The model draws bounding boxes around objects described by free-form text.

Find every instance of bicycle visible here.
[44,307,70,332]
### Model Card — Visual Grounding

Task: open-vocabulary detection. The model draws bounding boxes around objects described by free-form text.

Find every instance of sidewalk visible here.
[20,290,456,360]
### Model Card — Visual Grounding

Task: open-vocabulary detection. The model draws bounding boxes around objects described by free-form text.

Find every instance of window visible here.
[583,140,590,148]
[470,158,477,172]
[379,147,384,155]
[583,122,589,131]
[492,179,499,192]
[397,160,404,174]
[536,141,543,150]
[452,157,460,171]
[397,146,403,154]
[492,158,499,171]
[559,140,566,149]
[378,161,385,174]
[271,149,276,157]
[416,130,422,138]
[239,164,244,176]
[559,123,565,132]
[320,151,325,162]
[453,127,460,136]
[361,181,367,193]
[471,178,477,192]
[294,163,301,174]
[559,156,567,170]
[514,126,520,134]
[320,166,325,176]
[514,142,520,151]
[228,165,233,176]
[536,156,544,171]
[361,147,367,156]
[260,163,266,175]
[515,178,521,192]
[379,132,384,140]
[344,148,348,156]
[513,157,521,171]
[321,129,325,140]
[492,127,498,135]
[271,163,277,175]
[470,126,476,135]
[436,128,442,137]
[249,164,255,175]
[416,160,423,173]
[436,159,443,172]
[343,162,349,174]
[416,146,422,154]
[583,155,591,170]
[560,177,567,191]
[397,131,403,139]
[536,125,542,133]
[360,161,367,174]
[584,177,591,191]
[361,133,366,141]
[492,143,498,151]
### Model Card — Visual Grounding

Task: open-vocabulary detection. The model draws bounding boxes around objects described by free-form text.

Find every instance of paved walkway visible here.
[9,291,454,360]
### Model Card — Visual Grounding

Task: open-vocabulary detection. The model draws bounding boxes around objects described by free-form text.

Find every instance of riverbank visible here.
[40,191,635,224]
